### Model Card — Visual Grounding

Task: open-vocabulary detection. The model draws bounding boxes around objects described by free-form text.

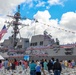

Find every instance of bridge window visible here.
[17,45,22,48]
[30,42,37,46]
[40,41,43,45]
[25,40,29,43]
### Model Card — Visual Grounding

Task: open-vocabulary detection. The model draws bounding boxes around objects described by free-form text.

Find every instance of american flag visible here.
[0,25,7,40]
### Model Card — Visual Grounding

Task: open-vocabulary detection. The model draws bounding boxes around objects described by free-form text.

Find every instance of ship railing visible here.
[26,45,53,50]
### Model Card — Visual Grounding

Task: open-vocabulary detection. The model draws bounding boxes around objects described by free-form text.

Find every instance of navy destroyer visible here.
[0,5,76,60]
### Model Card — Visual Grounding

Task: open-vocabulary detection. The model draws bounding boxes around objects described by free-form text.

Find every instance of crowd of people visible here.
[0,58,76,75]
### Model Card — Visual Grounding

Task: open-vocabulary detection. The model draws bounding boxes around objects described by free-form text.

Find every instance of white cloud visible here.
[22,0,34,9]
[25,0,33,8]
[60,12,76,30]
[34,10,51,22]
[29,2,33,8]
[46,6,50,9]
[48,0,66,6]
[0,0,26,15]
[36,1,45,7]
[25,0,32,4]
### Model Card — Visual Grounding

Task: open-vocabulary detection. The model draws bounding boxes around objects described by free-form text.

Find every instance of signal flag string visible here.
[39,22,76,34]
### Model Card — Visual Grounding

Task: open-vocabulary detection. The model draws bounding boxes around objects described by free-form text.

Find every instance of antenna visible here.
[18,5,20,13]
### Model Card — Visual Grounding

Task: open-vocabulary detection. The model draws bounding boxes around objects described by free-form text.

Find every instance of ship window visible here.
[33,43,35,46]
[30,42,37,46]
[17,45,22,48]
[65,48,73,55]
[40,41,43,45]
[65,52,73,55]
[25,40,29,43]
[30,43,32,46]
[33,43,37,46]
[34,42,37,46]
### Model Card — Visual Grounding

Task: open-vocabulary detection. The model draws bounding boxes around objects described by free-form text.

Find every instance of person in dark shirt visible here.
[53,59,62,75]
[11,61,16,70]
[40,59,45,75]
[40,59,44,68]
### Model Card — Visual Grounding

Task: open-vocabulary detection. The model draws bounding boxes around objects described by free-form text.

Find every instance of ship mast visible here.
[6,5,28,49]
[13,5,21,48]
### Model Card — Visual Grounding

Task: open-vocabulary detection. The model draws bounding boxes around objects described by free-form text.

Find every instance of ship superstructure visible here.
[26,31,76,60]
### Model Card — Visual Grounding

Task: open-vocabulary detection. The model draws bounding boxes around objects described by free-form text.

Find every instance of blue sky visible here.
[19,0,76,20]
